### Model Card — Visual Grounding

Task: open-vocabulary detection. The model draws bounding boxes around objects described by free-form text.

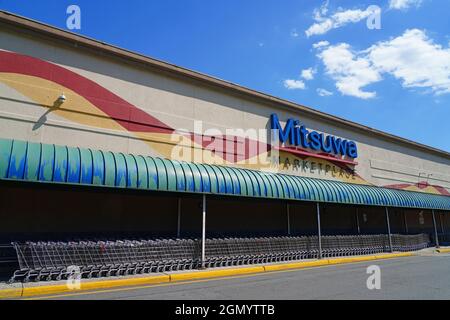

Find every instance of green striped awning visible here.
[1,138,449,210]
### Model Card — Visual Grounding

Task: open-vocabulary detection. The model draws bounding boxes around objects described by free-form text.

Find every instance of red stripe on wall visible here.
[0,50,172,133]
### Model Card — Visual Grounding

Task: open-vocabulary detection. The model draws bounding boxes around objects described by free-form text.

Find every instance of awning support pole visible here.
[287,202,291,236]
[201,194,207,269]
[177,197,181,238]
[316,202,322,259]
[432,209,440,248]
[385,207,393,253]
[404,211,409,234]
[439,212,445,235]
[355,207,361,234]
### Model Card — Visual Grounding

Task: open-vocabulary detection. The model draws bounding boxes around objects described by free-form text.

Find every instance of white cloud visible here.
[313,41,330,49]
[301,68,316,80]
[290,29,299,37]
[313,0,329,21]
[305,2,378,37]
[283,79,306,90]
[389,0,422,10]
[315,29,450,99]
[317,88,333,96]
[317,43,381,99]
[368,29,450,95]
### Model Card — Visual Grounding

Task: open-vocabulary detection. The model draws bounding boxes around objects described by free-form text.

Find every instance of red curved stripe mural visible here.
[0,50,172,134]
[384,182,450,196]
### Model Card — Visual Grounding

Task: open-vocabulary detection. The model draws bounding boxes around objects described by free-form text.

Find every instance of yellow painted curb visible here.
[374,252,414,260]
[263,253,413,272]
[21,275,170,298]
[327,256,377,265]
[263,260,326,272]
[0,274,171,298]
[0,287,22,299]
[0,251,415,299]
[170,266,265,282]
[79,274,170,291]
[436,248,450,254]
[22,284,71,297]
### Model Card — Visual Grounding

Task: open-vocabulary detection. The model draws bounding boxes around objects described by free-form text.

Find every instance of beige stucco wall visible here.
[0,27,449,195]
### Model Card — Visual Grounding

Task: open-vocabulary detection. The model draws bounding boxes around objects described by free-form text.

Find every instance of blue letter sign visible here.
[270,114,358,158]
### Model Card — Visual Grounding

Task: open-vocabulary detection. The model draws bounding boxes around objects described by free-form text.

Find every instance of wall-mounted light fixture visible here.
[57,93,66,103]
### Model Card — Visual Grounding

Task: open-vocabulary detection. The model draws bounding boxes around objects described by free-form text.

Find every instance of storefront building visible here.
[0,11,449,248]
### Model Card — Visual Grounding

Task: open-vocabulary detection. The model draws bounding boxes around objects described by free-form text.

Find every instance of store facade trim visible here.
[1,138,449,210]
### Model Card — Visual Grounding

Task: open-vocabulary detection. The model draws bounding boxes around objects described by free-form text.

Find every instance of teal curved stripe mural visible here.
[0,138,449,210]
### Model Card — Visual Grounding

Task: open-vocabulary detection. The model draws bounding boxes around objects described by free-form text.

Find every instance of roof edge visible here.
[0,10,449,159]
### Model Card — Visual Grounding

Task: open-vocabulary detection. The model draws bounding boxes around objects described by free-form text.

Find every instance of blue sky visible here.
[0,0,449,152]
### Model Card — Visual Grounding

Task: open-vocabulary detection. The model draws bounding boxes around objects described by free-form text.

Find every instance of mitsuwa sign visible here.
[270,114,358,159]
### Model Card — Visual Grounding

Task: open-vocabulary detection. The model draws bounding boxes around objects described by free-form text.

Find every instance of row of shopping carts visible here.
[321,234,390,257]
[391,233,430,252]
[11,239,202,282]
[204,236,320,267]
[10,233,430,282]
